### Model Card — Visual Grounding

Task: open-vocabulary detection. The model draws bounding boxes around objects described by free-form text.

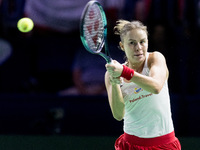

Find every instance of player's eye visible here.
[140,40,145,44]
[129,41,136,45]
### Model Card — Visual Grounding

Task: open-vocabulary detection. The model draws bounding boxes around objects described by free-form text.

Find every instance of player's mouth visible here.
[134,54,143,57]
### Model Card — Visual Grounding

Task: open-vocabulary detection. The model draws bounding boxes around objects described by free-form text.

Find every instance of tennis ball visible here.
[17,18,34,33]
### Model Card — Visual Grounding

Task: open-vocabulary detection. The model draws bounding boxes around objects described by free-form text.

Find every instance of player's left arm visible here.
[130,51,169,94]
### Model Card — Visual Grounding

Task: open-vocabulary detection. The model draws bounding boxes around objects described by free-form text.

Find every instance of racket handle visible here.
[107,58,113,64]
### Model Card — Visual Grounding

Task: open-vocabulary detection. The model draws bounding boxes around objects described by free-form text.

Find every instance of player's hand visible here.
[109,76,121,85]
[105,60,123,78]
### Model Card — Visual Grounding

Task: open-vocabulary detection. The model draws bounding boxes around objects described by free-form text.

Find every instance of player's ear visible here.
[119,41,124,51]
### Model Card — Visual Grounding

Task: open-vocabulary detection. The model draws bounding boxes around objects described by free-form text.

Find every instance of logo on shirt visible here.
[134,87,143,94]
[129,93,153,103]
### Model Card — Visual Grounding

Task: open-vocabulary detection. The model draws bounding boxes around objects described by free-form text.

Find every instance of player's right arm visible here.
[105,71,125,121]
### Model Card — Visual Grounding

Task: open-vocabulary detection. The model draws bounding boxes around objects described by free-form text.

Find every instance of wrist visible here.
[120,65,134,80]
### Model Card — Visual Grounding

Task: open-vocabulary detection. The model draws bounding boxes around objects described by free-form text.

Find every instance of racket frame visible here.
[80,0,111,63]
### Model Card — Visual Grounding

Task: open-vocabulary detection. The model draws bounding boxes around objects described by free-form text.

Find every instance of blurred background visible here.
[0,0,200,149]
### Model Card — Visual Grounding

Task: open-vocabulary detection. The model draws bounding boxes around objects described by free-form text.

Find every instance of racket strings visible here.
[83,4,105,52]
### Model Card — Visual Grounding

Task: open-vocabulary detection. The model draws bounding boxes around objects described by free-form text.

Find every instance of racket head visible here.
[80,0,107,55]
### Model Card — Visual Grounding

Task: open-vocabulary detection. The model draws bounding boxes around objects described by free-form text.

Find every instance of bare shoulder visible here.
[148,51,167,68]
[149,51,165,60]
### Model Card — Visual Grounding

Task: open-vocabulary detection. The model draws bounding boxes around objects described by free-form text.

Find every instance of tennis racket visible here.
[80,0,112,63]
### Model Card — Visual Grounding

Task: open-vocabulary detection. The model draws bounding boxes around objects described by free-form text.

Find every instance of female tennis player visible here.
[105,20,181,150]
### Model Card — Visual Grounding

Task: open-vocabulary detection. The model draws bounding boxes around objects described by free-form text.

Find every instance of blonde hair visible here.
[114,20,148,42]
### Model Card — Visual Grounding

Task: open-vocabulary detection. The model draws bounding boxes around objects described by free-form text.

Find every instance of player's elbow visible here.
[152,89,160,94]
[150,82,164,94]
[112,111,124,121]
[151,86,162,94]
[113,115,123,121]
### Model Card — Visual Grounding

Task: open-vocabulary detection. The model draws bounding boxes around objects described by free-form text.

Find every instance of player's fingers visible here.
[105,60,117,68]
[105,64,114,72]
[105,64,112,69]
[106,68,113,75]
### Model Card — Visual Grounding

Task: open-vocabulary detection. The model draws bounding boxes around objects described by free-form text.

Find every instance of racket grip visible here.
[107,58,113,64]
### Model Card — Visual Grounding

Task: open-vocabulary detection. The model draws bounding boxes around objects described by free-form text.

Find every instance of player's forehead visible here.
[124,29,147,41]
